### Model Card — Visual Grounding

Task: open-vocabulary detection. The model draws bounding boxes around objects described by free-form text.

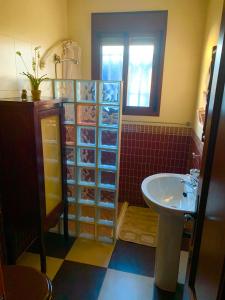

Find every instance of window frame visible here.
[92,11,168,116]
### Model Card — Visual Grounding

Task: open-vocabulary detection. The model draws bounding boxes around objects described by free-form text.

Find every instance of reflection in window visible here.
[101,45,124,81]
[127,45,154,107]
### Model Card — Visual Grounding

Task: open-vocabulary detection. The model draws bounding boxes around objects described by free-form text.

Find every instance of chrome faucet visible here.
[181,169,200,188]
[181,178,197,188]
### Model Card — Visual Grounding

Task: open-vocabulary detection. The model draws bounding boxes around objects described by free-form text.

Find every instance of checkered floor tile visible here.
[17,232,187,300]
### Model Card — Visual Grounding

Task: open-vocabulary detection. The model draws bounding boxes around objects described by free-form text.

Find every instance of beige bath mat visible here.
[119,206,159,247]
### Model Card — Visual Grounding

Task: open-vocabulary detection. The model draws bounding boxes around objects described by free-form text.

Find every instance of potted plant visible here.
[16,46,49,101]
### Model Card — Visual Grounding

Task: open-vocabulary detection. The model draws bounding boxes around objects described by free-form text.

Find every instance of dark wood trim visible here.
[35,107,61,219]
[217,261,225,300]
[44,203,63,230]
[33,106,47,261]
[0,98,68,274]
[91,11,168,116]
[187,2,225,299]
[34,106,63,273]
[202,46,217,142]
[35,104,69,269]
[0,205,6,299]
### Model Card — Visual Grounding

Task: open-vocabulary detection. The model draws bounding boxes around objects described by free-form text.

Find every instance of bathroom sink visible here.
[141,173,198,293]
[141,173,197,216]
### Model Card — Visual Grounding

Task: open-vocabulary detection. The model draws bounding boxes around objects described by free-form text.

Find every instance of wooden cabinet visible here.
[0,99,67,271]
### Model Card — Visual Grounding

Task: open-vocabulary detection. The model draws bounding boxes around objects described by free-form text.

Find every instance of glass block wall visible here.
[53,79,122,243]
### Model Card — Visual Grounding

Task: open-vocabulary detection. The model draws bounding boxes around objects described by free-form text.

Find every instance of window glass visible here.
[127,44,154,107]
[101,45,124,81]
[92,12,167,116]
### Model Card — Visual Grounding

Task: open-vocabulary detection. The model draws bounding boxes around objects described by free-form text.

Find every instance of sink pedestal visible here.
[141,173,197,292]
[155,213,184,292]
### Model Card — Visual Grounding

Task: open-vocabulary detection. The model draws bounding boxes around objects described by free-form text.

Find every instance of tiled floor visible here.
[17,232,187,300]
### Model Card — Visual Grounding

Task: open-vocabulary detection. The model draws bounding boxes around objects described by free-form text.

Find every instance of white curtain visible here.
[62,41,81,79]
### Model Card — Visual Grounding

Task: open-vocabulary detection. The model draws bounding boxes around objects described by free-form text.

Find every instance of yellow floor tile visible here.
[66,238,114,267]
[17,252,63,280]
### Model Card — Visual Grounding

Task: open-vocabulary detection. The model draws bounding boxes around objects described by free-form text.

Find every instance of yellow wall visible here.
[193,0,224,139]
[0,0,221,129]
[0,0,68,98]
[68,0,208,125]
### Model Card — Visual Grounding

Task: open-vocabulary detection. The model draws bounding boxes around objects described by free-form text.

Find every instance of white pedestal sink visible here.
[141,173,197,292]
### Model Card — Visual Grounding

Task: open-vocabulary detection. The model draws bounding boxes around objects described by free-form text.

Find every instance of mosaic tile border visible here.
[122,123,192,136]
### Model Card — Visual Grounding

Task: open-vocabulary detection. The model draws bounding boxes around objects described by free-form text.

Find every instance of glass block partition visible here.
[53,79,122,243]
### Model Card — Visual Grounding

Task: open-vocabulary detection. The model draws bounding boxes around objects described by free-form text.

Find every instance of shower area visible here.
[53,79,123,243]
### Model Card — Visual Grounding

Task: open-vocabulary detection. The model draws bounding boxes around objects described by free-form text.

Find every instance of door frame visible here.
[187,2,225,299]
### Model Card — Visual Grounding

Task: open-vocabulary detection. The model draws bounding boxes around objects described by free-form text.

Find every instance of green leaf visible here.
[16,45,48,89]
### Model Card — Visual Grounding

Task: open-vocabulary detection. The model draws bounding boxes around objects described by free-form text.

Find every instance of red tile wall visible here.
[118,124,192,206]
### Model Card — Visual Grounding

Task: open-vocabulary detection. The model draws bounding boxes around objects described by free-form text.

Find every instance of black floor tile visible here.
[29,232,75,259]
[109,240,155,277]
[53,260,107,300]
[153,284,184,300]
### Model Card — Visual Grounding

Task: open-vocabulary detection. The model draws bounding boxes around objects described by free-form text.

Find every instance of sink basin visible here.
[141,173,197,216]
[141,173,198,292]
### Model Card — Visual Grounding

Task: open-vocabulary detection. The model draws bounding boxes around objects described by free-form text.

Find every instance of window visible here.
[124,38,155,108]
[92,11,168,116]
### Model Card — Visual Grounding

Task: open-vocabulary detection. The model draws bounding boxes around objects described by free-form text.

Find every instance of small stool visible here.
[4,265,52,300]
